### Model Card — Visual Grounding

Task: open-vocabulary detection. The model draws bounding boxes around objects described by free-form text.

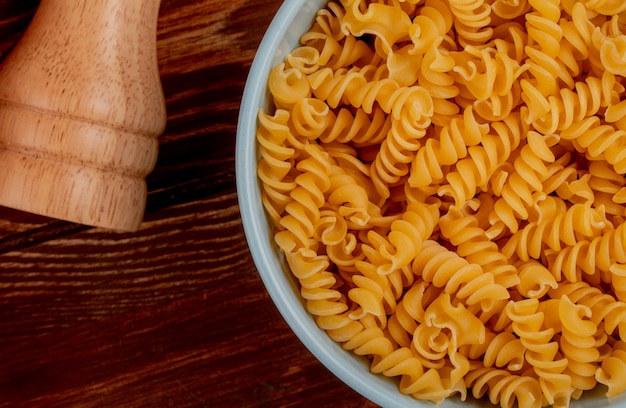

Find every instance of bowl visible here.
[235,1,626,407]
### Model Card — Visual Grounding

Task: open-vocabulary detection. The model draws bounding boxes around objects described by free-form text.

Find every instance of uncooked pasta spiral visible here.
[521,0,577,103]
[339,0,413,54]
[544,221,626,285]
[508,299,573,406]
[596,341,626,398]
[525,0,561,58]
[316,208,364,275]
[257,109,298,225]
[560,116,626,174]
[465,367,544,408]
[412,293,487,396]
[491,0,530,20]
[418,38,460,124]
[387,281,440,348]
[490,131,559,232]
[564,2,606,77]
[451,46,528,118]
[549,281,626,343]
[437,111,527,208]
[408,0,454,56]
[587,160,626,217]
[342,325,456,402]
[529,72,620,135]
[274,143,334,252]
[346,202,439,323]
[448,0,492,46]
[300,2,376,71]
[515,260,558,299]
[317,105,391,146]
[541,150,579,200]
[502,197,610,262]
[377,201,440,275]
[559,2,593,68]
[600,34,626,78]
[438,206,519,292]
[346,259,393,324]
[558,295,601,393]
[408,106,487,191]
[369,86,434,199]
[412,240,510,310]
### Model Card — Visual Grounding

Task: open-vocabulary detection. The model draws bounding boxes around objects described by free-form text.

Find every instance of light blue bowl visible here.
[235,1,626,407]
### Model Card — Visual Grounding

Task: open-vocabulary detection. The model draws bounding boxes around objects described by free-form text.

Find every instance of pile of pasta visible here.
[256,0,626,406]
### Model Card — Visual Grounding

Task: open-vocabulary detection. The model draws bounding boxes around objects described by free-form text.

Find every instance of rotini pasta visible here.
[256,0,626,406]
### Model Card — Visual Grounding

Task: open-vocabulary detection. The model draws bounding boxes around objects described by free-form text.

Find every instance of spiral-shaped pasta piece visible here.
[491,21,528,62]
[596,341,626,398]
[481,331,526,372]
[610,263,626,303]
[346,259,394,324]
[345,201,439,323]
[342,325,454,402]
[448,0,493,46]
[507,298,573,406]
[558,295,601,392]
[418,38,461,124]
[491,0,530,21]
[414,293,486,385]
[408,106,487,191]
[369,87,434,199]
[387,281,442,347]
[408,0,454,56]
[438,110,527,208]
[541,150,579,200]
[544,221,626,284]
[563,2,606,77]
[526,0,562,58]
[516,260,559,299]
[340,0,413,54]
[520,57,573,124]
[451,46,527,104]
[560,116,626,175]
[300,3,376,71]
[316,104,391,146]
[315,305,364,343]
[530,73,619,135]
[317,212,365,277]
[465,367,544,408]
[272,144,335,253]
[439,206,520,291]
[257,109,298,225]
[549,281,626,342]
[283,245,347,319]
[490,131,559,232]
[268,63,312,109]
[502,197,610,262]
[378,201,440,275]
[581,0,626,16]
[587,160,626,217]
[559,2,593,63]
[412,240,510,310]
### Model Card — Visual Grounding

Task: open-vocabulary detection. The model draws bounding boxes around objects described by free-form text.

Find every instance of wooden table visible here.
[0,1,379,406]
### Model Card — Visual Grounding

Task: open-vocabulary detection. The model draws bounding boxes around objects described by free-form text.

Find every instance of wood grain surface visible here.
[0,1,379,407]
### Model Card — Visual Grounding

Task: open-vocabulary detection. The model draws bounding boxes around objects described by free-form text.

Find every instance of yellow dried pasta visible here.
[256,0,626,407]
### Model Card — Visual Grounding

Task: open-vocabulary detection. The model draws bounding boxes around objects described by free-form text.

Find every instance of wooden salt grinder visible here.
[0,0,166,231]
